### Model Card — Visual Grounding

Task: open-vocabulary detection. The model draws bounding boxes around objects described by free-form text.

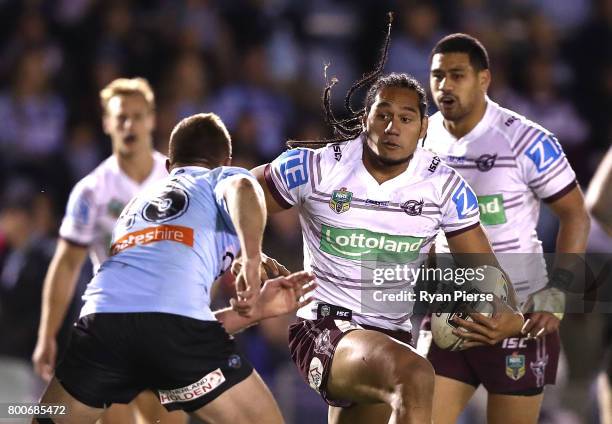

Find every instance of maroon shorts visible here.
[288,317,413,407]
[425,316,560,394]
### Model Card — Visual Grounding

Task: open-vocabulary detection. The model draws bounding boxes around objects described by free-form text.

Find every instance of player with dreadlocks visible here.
[253,14,524,423]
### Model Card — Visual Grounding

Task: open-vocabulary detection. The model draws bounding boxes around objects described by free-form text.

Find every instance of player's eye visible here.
[400,117,412,123]
[377,113,390,120]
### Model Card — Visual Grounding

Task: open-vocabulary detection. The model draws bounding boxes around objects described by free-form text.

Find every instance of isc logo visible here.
[502,337,528,349]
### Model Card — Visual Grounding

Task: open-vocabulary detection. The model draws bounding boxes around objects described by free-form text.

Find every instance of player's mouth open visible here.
[124,134,137,144]
[439,96,456,107]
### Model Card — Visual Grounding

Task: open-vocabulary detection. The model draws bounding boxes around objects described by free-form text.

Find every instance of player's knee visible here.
[392,352,434,399]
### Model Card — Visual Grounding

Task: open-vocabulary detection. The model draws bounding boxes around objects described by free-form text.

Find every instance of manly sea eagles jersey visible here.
[59,151,168,271]
[80,166,252,321]
[264,135,480,331]
[426,97,577,301]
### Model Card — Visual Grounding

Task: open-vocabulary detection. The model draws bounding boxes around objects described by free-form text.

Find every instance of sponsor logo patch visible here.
[365,199,390,207]
[329,188,353,214]
[111,225,194,255]
[452,181,479,219]
[159,368,225,404]
[505,352,526,381]
[320,225,424,262]
[279,149,309,189]
[525,133,562,172]
[502,337,528,349]
[308,357,324,392]
[477,194,507,225]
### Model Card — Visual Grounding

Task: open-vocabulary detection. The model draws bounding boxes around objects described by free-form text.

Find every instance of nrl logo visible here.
[329,187,353,214]
[401,199,424,216]
[475,154,497,172]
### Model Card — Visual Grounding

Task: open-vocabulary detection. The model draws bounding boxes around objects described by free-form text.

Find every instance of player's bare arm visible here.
[446,225,524,347]
[251,164,289,214]
[224,175,267,310]
[522,185,591,338]
[32,239,88,381]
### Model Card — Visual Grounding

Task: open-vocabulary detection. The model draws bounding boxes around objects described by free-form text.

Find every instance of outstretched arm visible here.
[215,271,316,335]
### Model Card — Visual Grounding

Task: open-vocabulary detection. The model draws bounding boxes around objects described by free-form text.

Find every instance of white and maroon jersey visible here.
[59,151,168,271]
[425,97,577,300]
[265,135,480,331]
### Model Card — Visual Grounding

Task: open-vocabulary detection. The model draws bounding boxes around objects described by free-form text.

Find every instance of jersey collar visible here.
[170,165,210,176]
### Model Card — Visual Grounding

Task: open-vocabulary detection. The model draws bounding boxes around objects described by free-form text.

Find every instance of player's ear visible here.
[419,115,429,139]
[479,69,491,93]
[102,113,111,135]
[224,156,232,166]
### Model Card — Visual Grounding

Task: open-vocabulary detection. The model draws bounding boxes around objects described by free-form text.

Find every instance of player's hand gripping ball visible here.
[431,265,510,350]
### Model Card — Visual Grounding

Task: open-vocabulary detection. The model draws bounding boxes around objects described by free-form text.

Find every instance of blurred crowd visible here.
[0,0,610,423]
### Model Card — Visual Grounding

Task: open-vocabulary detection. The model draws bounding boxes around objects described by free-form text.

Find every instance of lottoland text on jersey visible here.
[354,253,612,315]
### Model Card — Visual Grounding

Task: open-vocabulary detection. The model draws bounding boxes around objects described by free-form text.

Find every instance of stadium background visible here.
[0,0,610,423]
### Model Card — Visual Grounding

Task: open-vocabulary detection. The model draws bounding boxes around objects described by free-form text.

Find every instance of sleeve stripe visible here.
[512,127,537,154]
[530,161,570,190]
[60,236,90,248]
[511,127,533,151]
[440,175,460,208]
[445,222,480,238]
[441,172,455,195]
[308,152,316,192]
[263,164,293,209]
[527,155,566,185]
[542,180,577,203]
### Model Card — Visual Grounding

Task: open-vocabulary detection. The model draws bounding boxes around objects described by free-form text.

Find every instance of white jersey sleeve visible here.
[514,129,577,202]
[58,176,97,246]
[438,167,481,237]
[264,148,315,208]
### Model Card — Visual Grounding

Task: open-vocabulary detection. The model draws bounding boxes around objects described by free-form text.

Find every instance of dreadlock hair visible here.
[287,12,428,149]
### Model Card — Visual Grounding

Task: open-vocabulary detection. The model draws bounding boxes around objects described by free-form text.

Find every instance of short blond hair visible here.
[100,77,155,113]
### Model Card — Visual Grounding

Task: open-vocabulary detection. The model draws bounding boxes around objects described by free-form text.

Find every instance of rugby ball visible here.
[430,265,510,351]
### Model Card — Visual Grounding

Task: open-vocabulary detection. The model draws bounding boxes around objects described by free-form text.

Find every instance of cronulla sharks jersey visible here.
[59,151,168,271]
[80,166,252,321]
[426,97,577,300]
[265,135,480,331]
